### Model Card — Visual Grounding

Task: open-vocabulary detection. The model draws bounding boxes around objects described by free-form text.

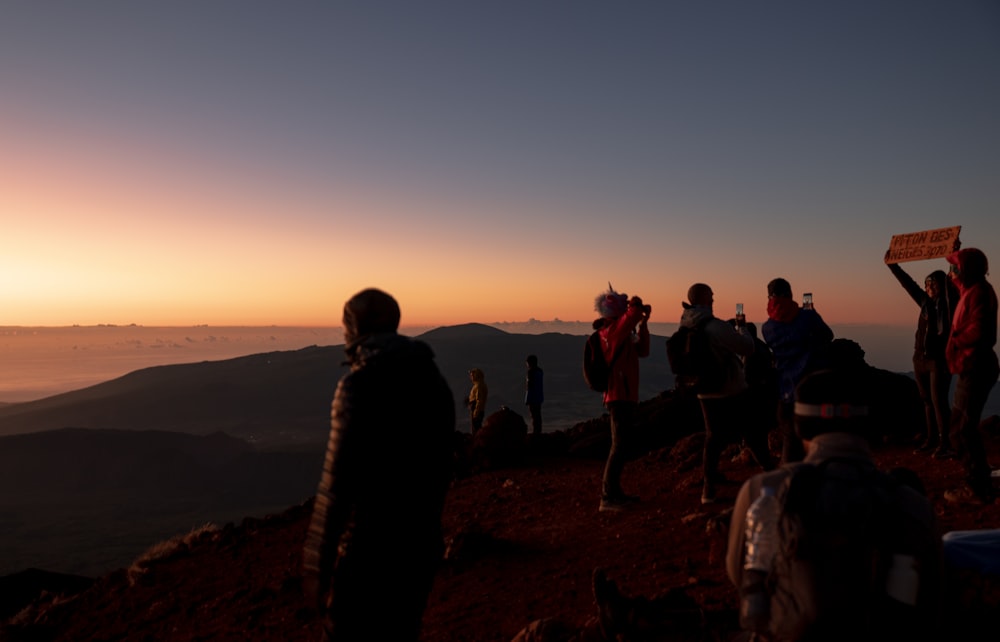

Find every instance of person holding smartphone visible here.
[761,278,835,465]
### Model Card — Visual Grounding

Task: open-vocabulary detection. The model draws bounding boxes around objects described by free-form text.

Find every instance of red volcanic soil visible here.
[8,425,1000,642]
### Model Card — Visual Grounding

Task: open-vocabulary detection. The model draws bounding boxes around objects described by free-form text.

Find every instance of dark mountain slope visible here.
[0,427,323,577]
[0,326,675,441]
[0,346,342,446]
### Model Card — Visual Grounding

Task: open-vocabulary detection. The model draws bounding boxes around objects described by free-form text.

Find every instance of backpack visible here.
[582,330,624,393]
[665,318,724,393]
[760,458,920,641]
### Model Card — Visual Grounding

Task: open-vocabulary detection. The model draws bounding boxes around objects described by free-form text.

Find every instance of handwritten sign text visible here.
[885,226,961,264]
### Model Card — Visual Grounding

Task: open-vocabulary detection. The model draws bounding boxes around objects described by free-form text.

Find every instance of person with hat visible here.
[941,247,999,506]
[885,255,959,457]
[303,288,456,642]
[762,277,834,465]
[592,283,651,512]
[725,367,942,641]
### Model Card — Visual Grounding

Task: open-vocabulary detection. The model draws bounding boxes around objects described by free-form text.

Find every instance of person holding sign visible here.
[884,250,959,458]
[941,247,999,506]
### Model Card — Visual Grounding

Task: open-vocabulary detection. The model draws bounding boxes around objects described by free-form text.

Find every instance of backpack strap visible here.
[604,329,628,369]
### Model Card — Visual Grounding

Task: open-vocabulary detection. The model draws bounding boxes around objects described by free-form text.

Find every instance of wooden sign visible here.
[885,226,961,264]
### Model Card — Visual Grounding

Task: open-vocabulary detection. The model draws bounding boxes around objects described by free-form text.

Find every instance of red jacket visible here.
[600,305,650,404]
[945,249,999,375]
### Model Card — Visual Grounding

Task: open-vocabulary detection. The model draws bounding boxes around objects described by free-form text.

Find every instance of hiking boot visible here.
[943,486,995,506]
[933,447,957,460]
[599,495,639,513]
[913,440,937,454]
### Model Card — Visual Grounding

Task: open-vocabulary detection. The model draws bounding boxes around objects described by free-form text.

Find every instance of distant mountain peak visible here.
[417,323,509,341]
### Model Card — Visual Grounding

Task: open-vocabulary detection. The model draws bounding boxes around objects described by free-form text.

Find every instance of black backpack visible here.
[761,458,921,641]
[583,330,625,393]
[665,318,724,393]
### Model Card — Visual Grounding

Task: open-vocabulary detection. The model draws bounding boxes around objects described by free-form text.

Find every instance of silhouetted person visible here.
[681,283,774,505]
[726,368,942,641]
[730,319,780,472]
[942,247,999,506]
[466,367,488,434]
[303,288,455,642]
[762,278,834,465]
[524,354,544,435]
[593,284,650,512]
[886,255,958,457]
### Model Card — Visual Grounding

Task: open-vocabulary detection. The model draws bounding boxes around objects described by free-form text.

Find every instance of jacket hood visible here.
[766,296,800,323]
[947,248,989,285]
[345,333,432,369]
[679,302,713,328]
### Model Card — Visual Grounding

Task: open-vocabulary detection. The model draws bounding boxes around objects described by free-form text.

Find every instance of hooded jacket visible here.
[945,248,999,375]
[678,303,754,397]
[599,303,650,404]
[762,298,835,403]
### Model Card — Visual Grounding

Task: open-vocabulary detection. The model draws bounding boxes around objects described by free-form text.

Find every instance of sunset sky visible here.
[2,2,998,329]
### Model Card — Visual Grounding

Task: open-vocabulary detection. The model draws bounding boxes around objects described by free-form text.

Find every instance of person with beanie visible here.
[593,283,650,512]
[762,277,834,465]
[680,283,774,505]
[303,288,456,642]
[885,255,959,457]
[941,247,999,506]
[726,368,942,641]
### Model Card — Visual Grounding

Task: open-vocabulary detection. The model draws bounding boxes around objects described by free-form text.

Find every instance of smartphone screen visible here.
[803,293,813,309]
[736,303,744,316]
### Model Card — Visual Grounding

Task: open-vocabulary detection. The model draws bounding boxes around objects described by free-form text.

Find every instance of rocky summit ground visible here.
[5,419,1000,642]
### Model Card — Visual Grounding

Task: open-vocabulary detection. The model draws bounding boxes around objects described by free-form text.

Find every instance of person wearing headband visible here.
[726,368,941,640]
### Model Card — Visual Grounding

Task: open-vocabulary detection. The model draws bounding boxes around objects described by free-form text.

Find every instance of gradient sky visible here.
[2,2,998,329]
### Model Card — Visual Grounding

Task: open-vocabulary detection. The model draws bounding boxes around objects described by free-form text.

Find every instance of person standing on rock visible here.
[885,253,958,457]
[681,283,773,505]
[593,284,650,512]
[303,288,456,642]
[762,277,834,465]
[466,367,489,434]
[941,247,999,506]
[525,354,545,435]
